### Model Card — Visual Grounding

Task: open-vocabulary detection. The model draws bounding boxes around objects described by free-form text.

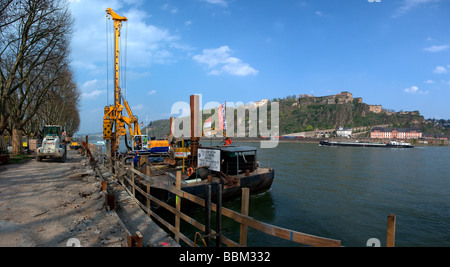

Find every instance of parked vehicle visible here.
[36,125,67,162]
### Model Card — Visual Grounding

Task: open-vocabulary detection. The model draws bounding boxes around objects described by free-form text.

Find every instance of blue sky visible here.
[69,0,450,134]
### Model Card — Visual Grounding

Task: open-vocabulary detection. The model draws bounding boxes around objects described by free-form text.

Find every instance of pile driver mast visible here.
[103,8,141,157]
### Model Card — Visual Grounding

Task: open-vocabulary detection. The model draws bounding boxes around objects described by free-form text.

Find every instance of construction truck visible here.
[36,125,67,162]
[70,140,81,150]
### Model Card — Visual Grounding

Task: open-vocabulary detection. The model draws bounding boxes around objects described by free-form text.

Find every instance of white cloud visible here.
[69,0,122,64]
[404,86,428,95]
[161,3,178,14]
[126,70,151,80]
[404,86,419,94]
[424,45,450,52]
[80,79,106,99]
[82,90,106,99]
[424,80,435,84]
[393,0,441,18]
[131,104,145,111]
[69,0,183,72]
[123,0,144,5]
[193,46,258,76]
[81,79,98,89]
[123,8,180,66]
[147,90,157,95]
[315,11,329,17]
[201,0,228,7]
[433,66,447,74]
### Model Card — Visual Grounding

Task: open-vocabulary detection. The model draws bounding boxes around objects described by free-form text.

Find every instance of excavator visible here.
[103,8,169,158]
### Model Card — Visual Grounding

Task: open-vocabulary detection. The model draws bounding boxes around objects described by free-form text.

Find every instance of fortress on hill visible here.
[297,91,383,114]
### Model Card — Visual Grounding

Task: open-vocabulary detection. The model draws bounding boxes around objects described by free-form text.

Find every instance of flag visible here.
[204,117,212,136]
[204,117,212,129]
[218,104,226,131]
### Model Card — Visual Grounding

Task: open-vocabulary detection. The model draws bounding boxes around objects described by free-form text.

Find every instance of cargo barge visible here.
[319,140,414,148]
[133,145,275,207]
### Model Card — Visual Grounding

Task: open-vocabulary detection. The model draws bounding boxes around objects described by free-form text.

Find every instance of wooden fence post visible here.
[146,180,151,216]
[216,183,223,247]
[85,135,88,157]
[127,231,143,247]
[205,184,212,247]
[175,171,182,243]
[101,181,107,192]
[387,213,396,247]
[131,161,135,198]
[240,188,250,247]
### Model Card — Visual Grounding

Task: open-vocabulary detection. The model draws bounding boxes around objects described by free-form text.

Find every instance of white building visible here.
[336,127,352,138]
[254,99,269,107]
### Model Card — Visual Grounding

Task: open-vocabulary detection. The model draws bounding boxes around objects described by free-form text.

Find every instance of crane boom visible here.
[103,8,142,157]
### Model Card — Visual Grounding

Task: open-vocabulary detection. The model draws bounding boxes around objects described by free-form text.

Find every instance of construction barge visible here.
[319,140,414,148]
[117,95,275,207]
[133,145,274,207]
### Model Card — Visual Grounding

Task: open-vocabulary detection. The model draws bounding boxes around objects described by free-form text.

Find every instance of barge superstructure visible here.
[319,140,414,148]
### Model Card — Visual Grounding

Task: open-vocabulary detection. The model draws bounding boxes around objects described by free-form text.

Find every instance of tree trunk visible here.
[0,134,7,153]
[12,127,22,154]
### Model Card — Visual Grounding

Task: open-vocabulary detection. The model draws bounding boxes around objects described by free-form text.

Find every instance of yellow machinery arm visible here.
[123,99,142,137]
[103,8,142,155]
[105,8,127,21]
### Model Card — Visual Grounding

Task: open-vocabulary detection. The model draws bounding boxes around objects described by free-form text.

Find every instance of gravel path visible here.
[0,149,127,247]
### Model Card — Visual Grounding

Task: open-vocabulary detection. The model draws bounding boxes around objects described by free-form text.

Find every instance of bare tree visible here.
[0,0,73,135]
[0,0,24,31]
[18,65,80,142]
[0,0,75,153]
[37,67,80,135]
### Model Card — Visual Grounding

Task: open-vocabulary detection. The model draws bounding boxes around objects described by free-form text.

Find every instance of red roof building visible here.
[370,127,422,139]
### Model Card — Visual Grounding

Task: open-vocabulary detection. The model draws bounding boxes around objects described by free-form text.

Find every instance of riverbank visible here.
[201,137,449,146]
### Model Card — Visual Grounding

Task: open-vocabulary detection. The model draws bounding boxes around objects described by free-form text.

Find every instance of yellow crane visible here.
[103,8,142,156]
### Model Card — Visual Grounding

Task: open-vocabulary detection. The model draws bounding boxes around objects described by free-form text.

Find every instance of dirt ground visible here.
[0,149,128,247]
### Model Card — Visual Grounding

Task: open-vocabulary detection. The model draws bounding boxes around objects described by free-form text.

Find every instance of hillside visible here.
[142,119,170,138]
[277,96,424,135]
[140,91,445,138]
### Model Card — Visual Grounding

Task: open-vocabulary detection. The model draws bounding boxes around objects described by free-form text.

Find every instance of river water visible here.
[109,139,450,246]
[219,142,450,247]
